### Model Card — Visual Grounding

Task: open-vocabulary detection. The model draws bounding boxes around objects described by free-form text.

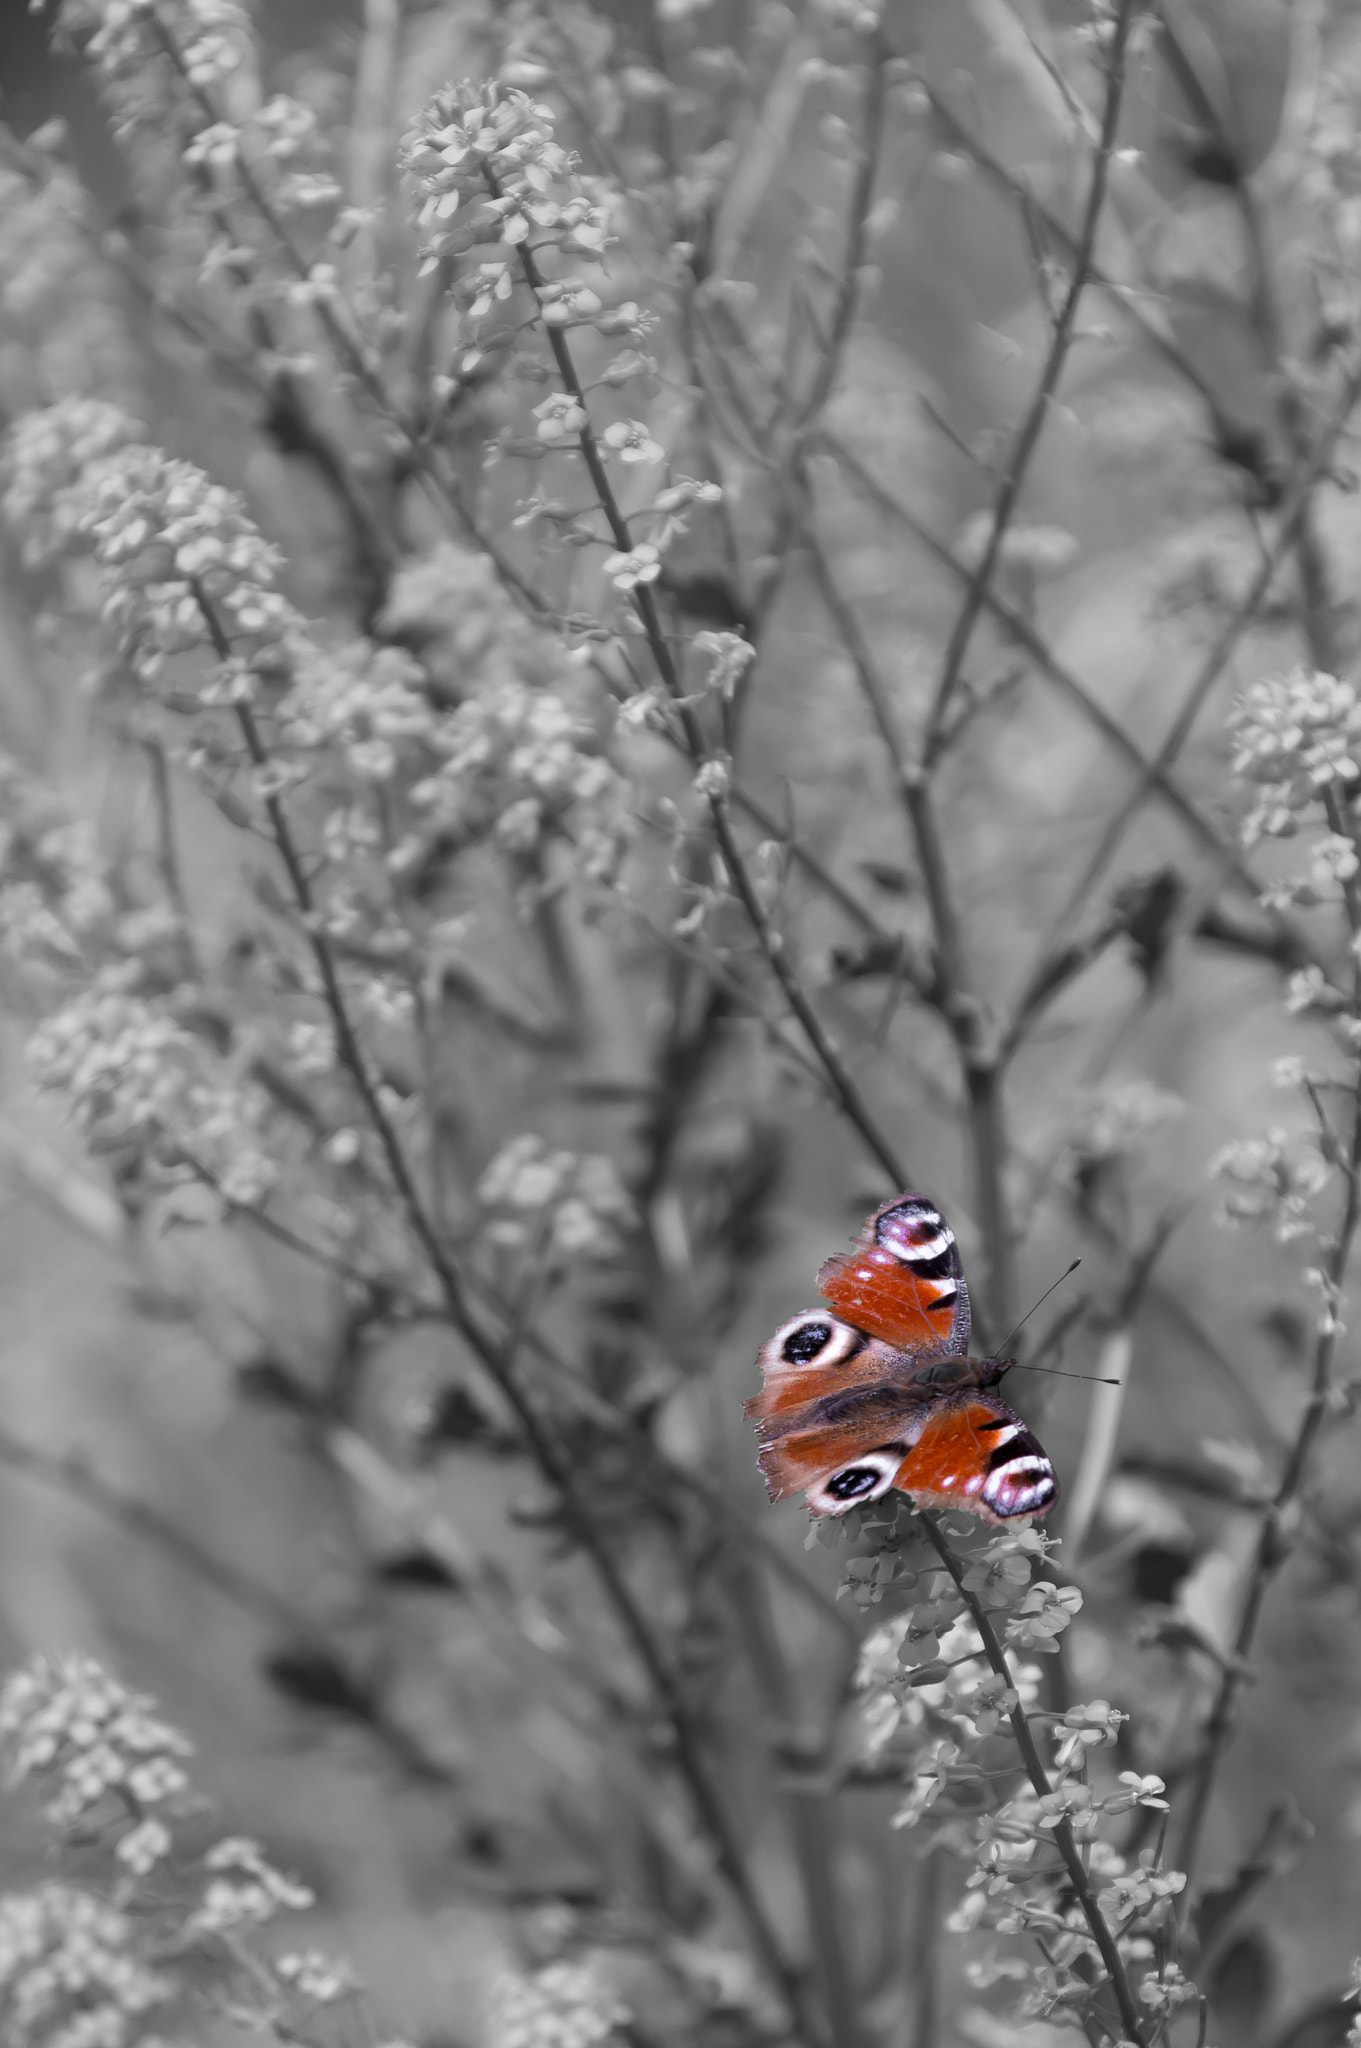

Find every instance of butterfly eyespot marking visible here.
[981,1454,1056,1517]
[771,1313,864,1372]
[828,1467,884,1500]
[783,1320,832,1363]
[876,1201,956,1266]
[807,1447,901,1515]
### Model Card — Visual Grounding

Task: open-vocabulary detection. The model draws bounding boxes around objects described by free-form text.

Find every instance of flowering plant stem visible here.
[1031,352,1361,964]
[501,191,909,1191]
[918,1512,1148,2046]
[187,591,823,2048]
[1176,1063,1361,1897]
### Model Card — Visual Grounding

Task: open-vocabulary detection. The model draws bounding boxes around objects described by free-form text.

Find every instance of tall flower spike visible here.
[1229,666,1361,844]
[400,81,609,278]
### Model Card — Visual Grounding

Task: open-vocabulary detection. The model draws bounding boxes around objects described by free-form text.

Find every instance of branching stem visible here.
[186,590,822,2048]
[919,1514,1147,2046]
[1175,1058,1361,1895]
[922,0,1137,754]
[499,179,910,1191]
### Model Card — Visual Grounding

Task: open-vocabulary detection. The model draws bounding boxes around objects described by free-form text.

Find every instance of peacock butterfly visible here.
[745,1193,1058,1522]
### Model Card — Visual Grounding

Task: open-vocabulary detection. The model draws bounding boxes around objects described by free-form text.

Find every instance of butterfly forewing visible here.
[817,1194,970,1358]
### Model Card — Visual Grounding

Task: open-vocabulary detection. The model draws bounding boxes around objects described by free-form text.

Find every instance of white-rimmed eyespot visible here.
[806,1448,902,1516]
[875,1200,956,1266]
[982,1453,1056,1517]
[769,1312,864,1371]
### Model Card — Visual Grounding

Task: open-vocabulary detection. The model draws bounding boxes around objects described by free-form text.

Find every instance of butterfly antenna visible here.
[998,1262,1120,1385]
[995,1260,1081,1359]
[1012,1361,1121,1385]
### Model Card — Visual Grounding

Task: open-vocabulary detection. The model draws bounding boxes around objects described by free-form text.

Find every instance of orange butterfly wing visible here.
[889,1397,1056,1523]
[817,1195,970,1357]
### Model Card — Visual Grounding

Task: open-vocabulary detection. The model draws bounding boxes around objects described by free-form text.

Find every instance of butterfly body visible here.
[746,1194,1058,1523]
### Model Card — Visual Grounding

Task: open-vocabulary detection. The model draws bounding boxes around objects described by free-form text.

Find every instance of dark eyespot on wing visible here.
[875,1199,956,1263]
[906,1246,953,1281]
[825,1465,886,1501]
[783,1320,833,1363]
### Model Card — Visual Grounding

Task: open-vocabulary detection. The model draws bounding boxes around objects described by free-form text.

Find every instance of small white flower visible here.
[1286,964,1344,1015]
[1311,830,1360,885]
[275,1948,361,2003]
[532,392,588,443]
[602,543,661,591]
[601,419,665,465]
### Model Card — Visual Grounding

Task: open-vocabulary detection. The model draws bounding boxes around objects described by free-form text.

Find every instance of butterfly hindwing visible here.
[817,1194,970,1358]
[753,1389,928,1511]
[890,1395,1057,1524]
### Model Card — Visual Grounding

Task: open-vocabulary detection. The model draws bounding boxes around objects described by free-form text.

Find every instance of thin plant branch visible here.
[497,180,912,1193]
[801,515,1015,1336]
[1174,1054,1361,1897]
[787,29,887,434]
[0,1423,460,1786]
[1034,353,1361,960]
[920,0,1138,754]
[182,584,826,2048]
[813,429,1261,894]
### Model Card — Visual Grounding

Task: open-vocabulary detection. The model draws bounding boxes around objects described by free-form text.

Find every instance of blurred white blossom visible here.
[1229,667,1361,846]
[0,1884,170,2048]
[28,987,278,1207]
[487,1960,629,2048]
[0,1656,192,1841]
[478,1134,632,1259]
[1209,1129,1329,1240]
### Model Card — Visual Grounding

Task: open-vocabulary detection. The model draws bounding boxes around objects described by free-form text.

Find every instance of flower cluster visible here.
[1209,1129,1330,1242]
[1062,1078,1185,1177]
[0,1883,171,2048]
[1229,666,1361,853]
[487,1959,631,2048]
[0,1656,192,1860]
[27,987,279,1209]
[845,1515,1190,2033]
[184,94,343,218]
[407,675,635,886]
[399,79,693,589]
[1,398,145,570]
[477,1133,633,1261]
[189,1837,315,1935]
[6,416,638,905]
[0,151,132,418]
[78,440,301,688]
[282,639,439,786]
[272,1948,360,2005]
[54,0,251,141]
[0,758,122,986]
[401,83,609,280]
[0,1653,410,2044]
